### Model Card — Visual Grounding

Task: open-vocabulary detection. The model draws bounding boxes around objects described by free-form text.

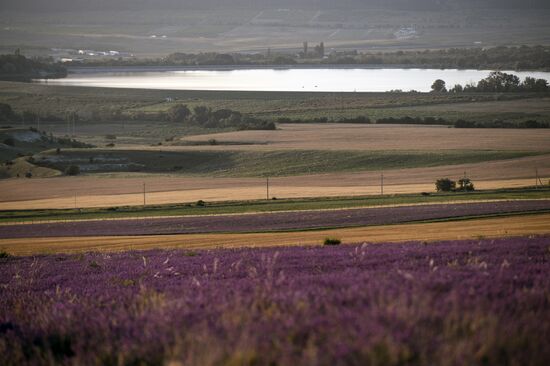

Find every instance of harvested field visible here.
[1,236,550,365]
[1,200,549,239]
[2,213,549,255]
[1,152,549,209]
[179,123,550,151]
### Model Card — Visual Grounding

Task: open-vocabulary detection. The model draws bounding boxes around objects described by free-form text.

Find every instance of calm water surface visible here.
[39,68,550,92]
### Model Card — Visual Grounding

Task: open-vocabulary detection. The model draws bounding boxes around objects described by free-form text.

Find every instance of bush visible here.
[324,237,342,246]
[457,178,475,192]
[196,200,205,207]
[435,178,456,192]
[105,134,117,140]
[0,250,10,258]
[65,165,80,176]
[3,137,15,146]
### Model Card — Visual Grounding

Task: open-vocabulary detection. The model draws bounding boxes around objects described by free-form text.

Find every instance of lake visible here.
[38,68,550,92]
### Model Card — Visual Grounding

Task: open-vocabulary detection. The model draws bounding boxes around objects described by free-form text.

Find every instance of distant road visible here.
[1,200,549,239]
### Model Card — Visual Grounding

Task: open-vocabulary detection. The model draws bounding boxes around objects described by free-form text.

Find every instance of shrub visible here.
[105,134,117,140]
[324,237,342,246]
[0,250,10,258]
[435,178,456,192]
[457,178,475,192]
[65,165,80,176]
[3,137,15,146]
[196,200,205,207]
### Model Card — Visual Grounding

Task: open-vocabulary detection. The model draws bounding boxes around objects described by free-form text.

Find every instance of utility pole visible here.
[143,182,146,206]
[266,177,270,200]
[380,173,384,195]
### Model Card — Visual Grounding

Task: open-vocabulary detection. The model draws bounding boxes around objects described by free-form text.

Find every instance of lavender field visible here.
[1,236,550,365]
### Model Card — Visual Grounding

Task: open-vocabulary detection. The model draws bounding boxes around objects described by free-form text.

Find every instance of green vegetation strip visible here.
[1,188,549,224]
[36,149,540,177]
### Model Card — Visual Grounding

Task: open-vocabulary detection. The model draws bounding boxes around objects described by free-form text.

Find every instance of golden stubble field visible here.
[177,123,550,151]
[1,124,549,209]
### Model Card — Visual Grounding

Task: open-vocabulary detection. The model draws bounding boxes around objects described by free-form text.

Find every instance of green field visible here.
[2,80,550,144]
[1,187,548,224]
[34,149,540,177]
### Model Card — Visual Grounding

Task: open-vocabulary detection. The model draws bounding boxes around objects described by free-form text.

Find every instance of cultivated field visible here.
[180,123,550,151]
[1,236,549,364]
[2,200,549,239]
[1,213,549,256]
[1,153,548,209]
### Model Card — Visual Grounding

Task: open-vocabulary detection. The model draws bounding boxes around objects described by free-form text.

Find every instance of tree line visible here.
[431,71,549,93]
[0,102,275,131]
[167,104,275,130]
[277,115,549,129]
[0,53,67,82]
[64,46,550,71]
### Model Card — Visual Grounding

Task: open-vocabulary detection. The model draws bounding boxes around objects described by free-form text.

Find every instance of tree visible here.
[431,79,447,93]
[192,106,211,125]
[457,178,475,191]
[449,84,463,93]
[167,104,191,123]
[435,178,456,192]
[65,165,80,176]
[0,103,15,121]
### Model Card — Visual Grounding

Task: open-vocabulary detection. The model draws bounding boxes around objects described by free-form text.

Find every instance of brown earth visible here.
[2,213,549,256]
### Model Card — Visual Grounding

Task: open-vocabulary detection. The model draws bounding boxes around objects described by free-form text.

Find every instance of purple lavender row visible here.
[1,236,550,365]
[3,200,550,239]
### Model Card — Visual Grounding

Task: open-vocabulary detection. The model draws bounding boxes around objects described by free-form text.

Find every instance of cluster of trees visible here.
[63,46,550,70]
[0,53,67,82]
[436,177,475,192]
[431,72,549,93]
[277,113,549,129]
[1,102,276,131]
[335,46,550,70]
[167,104,276,130]
[455,119,549,129]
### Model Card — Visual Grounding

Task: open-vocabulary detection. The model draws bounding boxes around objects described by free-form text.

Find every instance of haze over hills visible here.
[1,0,550,56]
[2,0,550,11]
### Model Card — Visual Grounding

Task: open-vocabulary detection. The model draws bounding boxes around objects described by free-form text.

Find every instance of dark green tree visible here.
[435,178,456,192]
[431,79,447,93]
[167,104,191,122]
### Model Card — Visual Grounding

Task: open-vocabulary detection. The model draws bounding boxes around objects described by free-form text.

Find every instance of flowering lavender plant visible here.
[1,236,549,365]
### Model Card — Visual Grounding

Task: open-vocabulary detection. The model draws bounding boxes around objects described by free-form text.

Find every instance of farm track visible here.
[2,200,549,239]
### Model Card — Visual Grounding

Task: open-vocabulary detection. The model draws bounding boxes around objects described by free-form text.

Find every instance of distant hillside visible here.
[2,0,549,11]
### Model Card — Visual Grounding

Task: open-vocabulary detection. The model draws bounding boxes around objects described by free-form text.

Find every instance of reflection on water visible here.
[38,68,550,92]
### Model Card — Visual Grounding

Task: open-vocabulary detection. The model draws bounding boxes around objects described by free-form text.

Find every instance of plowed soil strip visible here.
[3,200,550,239]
